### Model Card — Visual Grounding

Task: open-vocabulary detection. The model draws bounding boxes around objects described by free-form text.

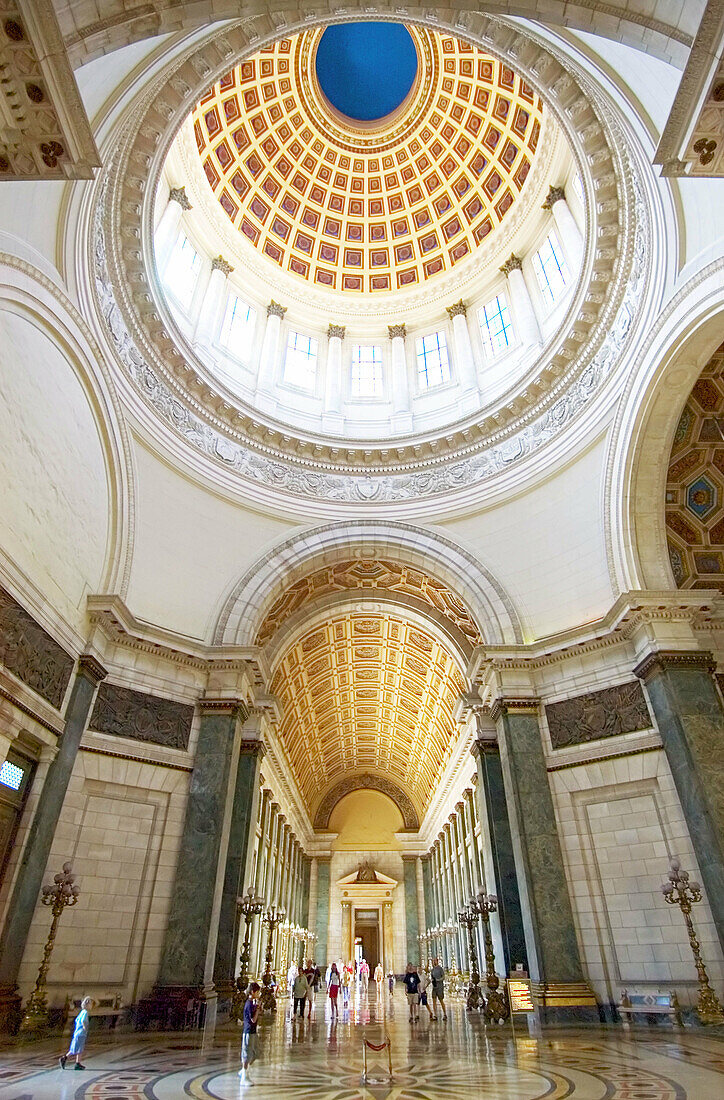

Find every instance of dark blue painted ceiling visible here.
[315,22,418,122]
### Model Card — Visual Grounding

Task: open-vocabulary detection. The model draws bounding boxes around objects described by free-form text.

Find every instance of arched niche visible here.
[314,773,419,831]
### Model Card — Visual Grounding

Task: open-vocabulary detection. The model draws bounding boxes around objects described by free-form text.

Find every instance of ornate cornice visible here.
[445,299,467,319]
[633,649,717,682]
[168,185,192,210]
[499,252,523,276]
[327,324,345,340]
[198,696,250,720]
[267,300,287,319]
[211,254,233,276]
[542,184,566,209]
[90,10,650,506]
[388,324,407,341]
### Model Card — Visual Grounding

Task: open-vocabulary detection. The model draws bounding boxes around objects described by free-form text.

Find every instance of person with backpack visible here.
[430,957,448,1020]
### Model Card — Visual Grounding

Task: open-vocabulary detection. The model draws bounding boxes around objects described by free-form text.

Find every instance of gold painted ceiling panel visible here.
[270,612,466,817]
[191,26,544,293]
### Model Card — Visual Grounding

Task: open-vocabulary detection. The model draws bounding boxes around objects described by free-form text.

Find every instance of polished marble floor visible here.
[0,988,722,1099]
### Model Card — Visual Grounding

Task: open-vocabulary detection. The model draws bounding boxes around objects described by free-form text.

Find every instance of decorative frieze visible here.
[169,185,192,210]
[89,682,194,750]
[0,585,74,710]
[545,680,652,750]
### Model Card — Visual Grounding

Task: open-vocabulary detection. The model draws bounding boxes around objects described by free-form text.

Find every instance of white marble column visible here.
[194,255,233,345]
[446,300,478,392]
[255,300,286,396]
[323,323,345,431]
[154,185,192,274]
[388,323,412,432]
[542,184,584,272]
[500,253,542,348]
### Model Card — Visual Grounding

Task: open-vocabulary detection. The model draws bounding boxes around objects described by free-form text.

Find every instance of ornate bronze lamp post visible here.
[231,886,265,1021]
[445,919,460,992]
[21,863,79,1032]
[260,904,285,1012]
[457,902,482,1010]
[661,858,724,1024]
[473,888,509,1023]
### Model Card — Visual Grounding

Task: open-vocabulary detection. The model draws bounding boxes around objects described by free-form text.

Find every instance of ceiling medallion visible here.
[92,11,656,507]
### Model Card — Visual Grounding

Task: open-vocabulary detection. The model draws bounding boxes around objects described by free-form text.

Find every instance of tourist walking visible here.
[59,997,93,1070]
[374,961,384,996]
[430,957,448,1020]
[388,969,395,994]
[327,962,341,1016]
[402,963,421,1021]
[292,969,309,1018]
[239,982,261,1086]
[341,964,351,1007]
[359,957,369,996]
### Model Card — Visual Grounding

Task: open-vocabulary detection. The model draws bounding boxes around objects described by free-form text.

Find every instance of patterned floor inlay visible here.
[0,991,721,1099]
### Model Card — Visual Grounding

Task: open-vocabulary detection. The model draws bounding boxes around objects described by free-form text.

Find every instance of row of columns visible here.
[247,789,308,976]
[157,182,583,413]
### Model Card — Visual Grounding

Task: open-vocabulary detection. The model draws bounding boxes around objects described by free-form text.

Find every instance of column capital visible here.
[499,253,523,276]
[169,185,192,211]
[489,697,540,722]
[327,323,345,340]
[446,298,467,319]
[267,299,287,319]
[634,649,716,681]
[77,653,108,686]
[198,696,249,719]
[542,184,566,210]
[388,323,406,340]
[211,254,234,276]
[239,738,265,757]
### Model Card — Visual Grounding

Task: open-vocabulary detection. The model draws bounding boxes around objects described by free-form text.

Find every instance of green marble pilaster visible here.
[315,858,330,966]
[213,740,263,989]
[402,856,420,965]
[471,738,528,975]
[635,651,724,953]
[158,699,245,989]
[493,699,596,1020]
[0,655,106,999]
[421,857,433,935]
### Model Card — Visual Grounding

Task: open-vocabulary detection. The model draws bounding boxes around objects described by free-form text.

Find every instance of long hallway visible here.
[0,988,722,1099]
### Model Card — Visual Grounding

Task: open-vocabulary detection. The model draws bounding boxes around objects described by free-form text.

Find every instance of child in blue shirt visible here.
[239,982,261,1086]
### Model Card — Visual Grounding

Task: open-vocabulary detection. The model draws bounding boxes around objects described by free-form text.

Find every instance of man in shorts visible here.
[239,982,260,1086]
[430,957,448,1020]
[402,962,421,1021]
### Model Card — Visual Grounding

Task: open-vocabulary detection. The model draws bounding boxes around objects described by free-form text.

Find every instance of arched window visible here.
[219,294,256,351]
[478,293,514,357]
[164,234,201,309]
[532,231,569,308]
[284,331,318,391]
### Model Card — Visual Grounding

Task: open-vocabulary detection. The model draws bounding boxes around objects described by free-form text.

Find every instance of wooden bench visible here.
[70,997,125,1030]
[618,990,682,1027]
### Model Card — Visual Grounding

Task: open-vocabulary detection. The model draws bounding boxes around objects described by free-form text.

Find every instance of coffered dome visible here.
[189,25,546,295]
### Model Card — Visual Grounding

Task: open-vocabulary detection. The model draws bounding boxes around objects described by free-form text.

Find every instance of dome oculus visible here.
[314,22,418,123]
[191,26,545,293]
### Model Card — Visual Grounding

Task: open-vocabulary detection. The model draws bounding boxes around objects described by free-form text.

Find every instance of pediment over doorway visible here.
[338,861,397,888]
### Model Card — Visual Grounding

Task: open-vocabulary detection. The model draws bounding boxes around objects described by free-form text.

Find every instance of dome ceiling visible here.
[191,24,544,294]
[270,612,466,819]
